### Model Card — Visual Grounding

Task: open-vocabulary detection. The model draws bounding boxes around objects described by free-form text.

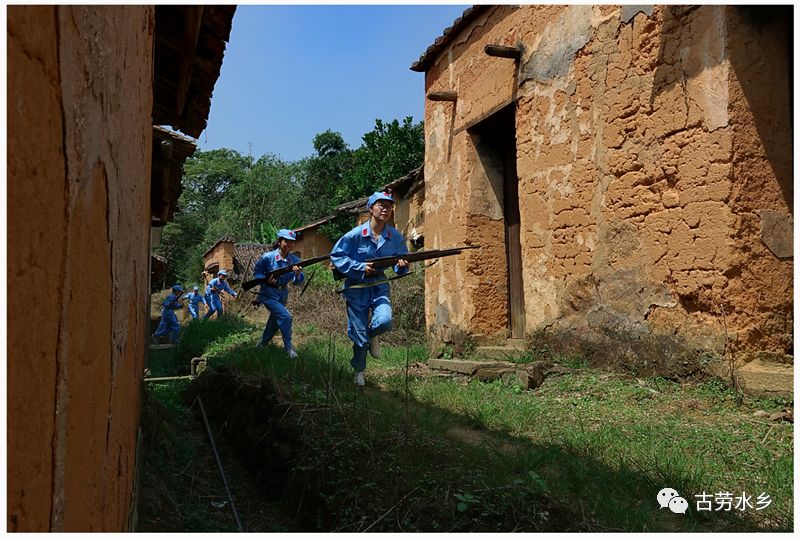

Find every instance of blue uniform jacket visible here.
[206,277,237,298]
[330,221,409,295]
[183,292,207,307]
[162,292,183,312]
[253,249,305,303]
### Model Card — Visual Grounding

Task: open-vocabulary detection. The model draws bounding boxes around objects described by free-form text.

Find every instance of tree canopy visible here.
[155,117,424,286]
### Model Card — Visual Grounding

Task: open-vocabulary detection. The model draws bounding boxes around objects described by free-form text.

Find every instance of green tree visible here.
[211,154,306,243]
[157,149,251,284]
[155,116,425,285]
[316,117,425,240]
[180,148,251,213]
[346,117,424,198]
[300,130,354,220]
[157,210,211,285]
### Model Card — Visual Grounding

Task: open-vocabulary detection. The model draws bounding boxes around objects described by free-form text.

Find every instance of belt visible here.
[346,277,387,287]
[263,284,287,290]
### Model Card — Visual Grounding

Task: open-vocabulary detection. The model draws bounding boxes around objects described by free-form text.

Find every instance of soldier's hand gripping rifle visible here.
[332,245,479,288]
[242,253,331,292]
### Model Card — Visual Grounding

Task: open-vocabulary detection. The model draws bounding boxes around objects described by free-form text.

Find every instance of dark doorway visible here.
[469,103,526,338]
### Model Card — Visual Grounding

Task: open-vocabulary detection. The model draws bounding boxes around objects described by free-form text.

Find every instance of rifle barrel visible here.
[331,246,478,281]
[370,245,478,269]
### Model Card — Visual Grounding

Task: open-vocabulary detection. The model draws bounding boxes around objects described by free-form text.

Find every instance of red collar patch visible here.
[361,227,369,237]
[386,229,391,239]
[276,253,283,261]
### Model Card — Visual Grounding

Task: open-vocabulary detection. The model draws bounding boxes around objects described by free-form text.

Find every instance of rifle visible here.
[242,253,331,292]
[332,245,479,281]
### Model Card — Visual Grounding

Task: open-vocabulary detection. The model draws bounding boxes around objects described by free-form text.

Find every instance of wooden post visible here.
[484,44,522,60]
[427,91,458,102]
[159,138,173,224]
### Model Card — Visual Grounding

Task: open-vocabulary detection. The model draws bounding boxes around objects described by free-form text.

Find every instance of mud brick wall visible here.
[393,188,426,249]
[294,230,334,258]
[204,241,236,283]
[423,5,792,371]
[8,6,154,531]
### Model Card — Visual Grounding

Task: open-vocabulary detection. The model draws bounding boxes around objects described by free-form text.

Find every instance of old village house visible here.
[8,5,234,530]
[412,5,792,395]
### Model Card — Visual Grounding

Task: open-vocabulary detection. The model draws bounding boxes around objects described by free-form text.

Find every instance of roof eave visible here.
[409,5,489,72]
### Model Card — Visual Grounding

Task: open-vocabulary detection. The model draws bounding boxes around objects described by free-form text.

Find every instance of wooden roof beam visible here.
[484,44,522,60]
[427,91,458,102]
[175,6,205,117]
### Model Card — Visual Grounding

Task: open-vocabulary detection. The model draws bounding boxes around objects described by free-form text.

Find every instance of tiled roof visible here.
[410,5,489,72]
[334,166,424,215]
[233,243,273,281]
[151,126,197,226]
[150,5,235,228]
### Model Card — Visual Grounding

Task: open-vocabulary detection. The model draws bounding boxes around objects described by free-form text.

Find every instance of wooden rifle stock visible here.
[242,254,330,292]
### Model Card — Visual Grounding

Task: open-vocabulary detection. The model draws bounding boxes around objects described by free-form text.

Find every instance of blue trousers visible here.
[155,309,180,343]
[188,304,199,319]
[204,293,223,319]
[344,285,393,373]
[258,297,293,350]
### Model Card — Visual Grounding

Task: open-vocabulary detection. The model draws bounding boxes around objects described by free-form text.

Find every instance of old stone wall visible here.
[8,5,154,531]
[423,5,791,371]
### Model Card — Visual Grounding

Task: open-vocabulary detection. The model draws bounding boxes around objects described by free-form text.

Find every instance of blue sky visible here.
[198,4,468,163]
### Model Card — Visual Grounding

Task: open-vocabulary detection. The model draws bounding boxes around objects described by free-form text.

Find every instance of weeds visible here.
[142,318,793,532]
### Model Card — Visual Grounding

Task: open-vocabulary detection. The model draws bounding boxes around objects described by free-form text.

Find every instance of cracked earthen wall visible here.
[8,6,154,531]
[392,190,426,248]
[295,231,334,258]
[423,5,792,370]
[204,242,236,283]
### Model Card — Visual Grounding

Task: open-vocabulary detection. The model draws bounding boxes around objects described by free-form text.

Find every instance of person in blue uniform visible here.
[183,286,207,320]
[330,191,409,386]
[154,284,184,343]
[253,229,304,359]
[203,269,238,319]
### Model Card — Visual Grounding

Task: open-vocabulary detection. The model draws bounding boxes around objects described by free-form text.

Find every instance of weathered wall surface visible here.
[295,231,334,258]
[8,5,154,531]
[723,8,793,364]
[424,6,516,343]
[423,5,792,372]
[394,188,426,249]
[203,242,236,282]
[203,243,237,317]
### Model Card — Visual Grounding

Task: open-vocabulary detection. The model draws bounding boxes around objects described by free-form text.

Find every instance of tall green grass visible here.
[145,319,793,531]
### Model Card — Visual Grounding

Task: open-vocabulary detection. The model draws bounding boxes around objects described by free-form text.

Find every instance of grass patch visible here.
[397,373,792,530]
[139,378,250,532]
[142,320,793,531]
[139,364,294,531]
[508,342,589,370]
